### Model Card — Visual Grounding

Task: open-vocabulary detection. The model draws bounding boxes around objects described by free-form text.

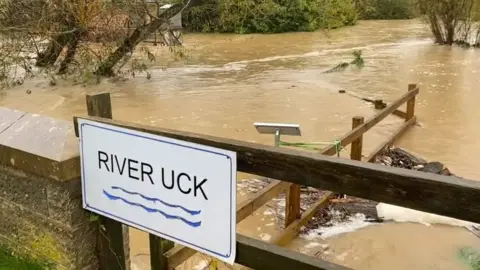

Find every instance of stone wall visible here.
[0,107,98,269]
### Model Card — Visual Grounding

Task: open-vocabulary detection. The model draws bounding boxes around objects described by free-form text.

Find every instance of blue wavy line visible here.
[103,190,201,228]
[111,186,201,216]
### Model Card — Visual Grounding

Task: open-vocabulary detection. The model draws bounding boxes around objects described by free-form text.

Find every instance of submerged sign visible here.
[78,119,237,264]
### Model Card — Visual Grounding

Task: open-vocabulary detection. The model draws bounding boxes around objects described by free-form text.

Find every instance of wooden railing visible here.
[72,84,476,270]
[267,84,420,247]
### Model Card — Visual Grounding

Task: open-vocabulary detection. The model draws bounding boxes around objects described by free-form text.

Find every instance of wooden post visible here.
[406,84,417,121]
[86,93,130,270]
[150,234,175,270]
[285,185,301,227]
[350,116,364,161]
[374,99,386,110]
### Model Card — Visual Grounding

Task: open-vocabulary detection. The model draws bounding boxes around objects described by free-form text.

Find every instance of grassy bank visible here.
[0,247,50,270]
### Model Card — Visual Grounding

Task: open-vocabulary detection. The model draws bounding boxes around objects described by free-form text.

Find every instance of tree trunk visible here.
[36,34,72,67]
[58,33,81,74]
[95,3,185,76]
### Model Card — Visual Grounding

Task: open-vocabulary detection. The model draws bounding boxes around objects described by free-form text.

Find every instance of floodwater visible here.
[1,19,480,269]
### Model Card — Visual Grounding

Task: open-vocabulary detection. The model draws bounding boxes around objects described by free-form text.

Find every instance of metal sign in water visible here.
[78,119,237,264]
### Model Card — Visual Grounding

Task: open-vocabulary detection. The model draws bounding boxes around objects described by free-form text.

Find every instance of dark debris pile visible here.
[376,147,453,176]
[300,146,456,235]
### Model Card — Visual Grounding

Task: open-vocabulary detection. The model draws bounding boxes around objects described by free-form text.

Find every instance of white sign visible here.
[78,119,237,264]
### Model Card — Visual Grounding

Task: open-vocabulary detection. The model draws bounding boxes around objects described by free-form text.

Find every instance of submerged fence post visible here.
[406,84,417,121]
[280,127,301,226]
[285,184,301,227]
[86,93,130,270]
[350,116,364,161]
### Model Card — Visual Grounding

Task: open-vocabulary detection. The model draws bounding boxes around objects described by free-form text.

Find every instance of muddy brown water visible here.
[1,19,480,269]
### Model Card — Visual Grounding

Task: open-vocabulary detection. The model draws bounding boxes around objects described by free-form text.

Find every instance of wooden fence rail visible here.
[271,84,420,247]
[73,84,479,270]
[74,115,480,225]
[154,84,420,266]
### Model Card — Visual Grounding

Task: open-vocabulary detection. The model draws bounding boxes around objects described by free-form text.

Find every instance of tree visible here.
[418,0,480,46]
[0,0,199,88]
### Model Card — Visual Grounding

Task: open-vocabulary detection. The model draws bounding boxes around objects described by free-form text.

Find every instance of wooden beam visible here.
[350,116,364,161]
[285,184,302,227]
[274,115,366,246]
[271,192,332,246]
[236,234,351,270]
[274,103,413,246]
[366,116,417,163]
[321,86,419,156]
[150,234,174,270]
[74,115,480,224]
[237,181,291,222]
[86,93,113,119]
[392,110,407,119]
[364,97,407,119]
[406,84,417,120]
[165,180,291,269]
[85,94,130,270]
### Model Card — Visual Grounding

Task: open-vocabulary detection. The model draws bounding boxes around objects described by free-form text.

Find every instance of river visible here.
[1,19,480,269]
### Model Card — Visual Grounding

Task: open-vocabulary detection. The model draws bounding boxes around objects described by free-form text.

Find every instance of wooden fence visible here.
[72,84,480,270]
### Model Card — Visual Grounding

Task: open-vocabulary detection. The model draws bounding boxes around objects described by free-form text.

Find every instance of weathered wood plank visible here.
[321,86,419,156]
[85,93,130,270]
[272,192,332,246]
[237,180,291,222]
[272,92,416,246]
[350,116,364,161]
[150,234,174,270]
[406,84,417,120]
[392,110,407,119]
[361,97,406,118]
[74,115,480,224]
[272,115,365,246]
[163,245,192,270]
[285,184,302,227]
[366,116,417,162]
[86,93,113,119]
[236,234,351,270]
[165,180,291,269]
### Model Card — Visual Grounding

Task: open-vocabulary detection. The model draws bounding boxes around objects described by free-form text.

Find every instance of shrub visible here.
[183,0,358,33]
[354,0,417,20]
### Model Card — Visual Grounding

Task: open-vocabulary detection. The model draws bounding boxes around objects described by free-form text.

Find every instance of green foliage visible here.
[0,247,53,270]
[418,0,480,46]
[354,0,417,19]
[324,50,364,73]
[183,0,358,33]
[318,0,358,29]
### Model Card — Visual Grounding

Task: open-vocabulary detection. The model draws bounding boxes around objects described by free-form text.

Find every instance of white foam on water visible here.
[155,63,247,74]
[302,212,375,240]
[220,39,432,68]
[228,50,322,65]
[146,39,433,77]
[260,233,272,241]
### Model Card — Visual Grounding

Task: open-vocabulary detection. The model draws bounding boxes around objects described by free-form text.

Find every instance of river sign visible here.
[78,118,237,264]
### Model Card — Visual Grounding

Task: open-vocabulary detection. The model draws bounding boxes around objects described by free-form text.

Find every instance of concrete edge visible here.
[0,145,80,182]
